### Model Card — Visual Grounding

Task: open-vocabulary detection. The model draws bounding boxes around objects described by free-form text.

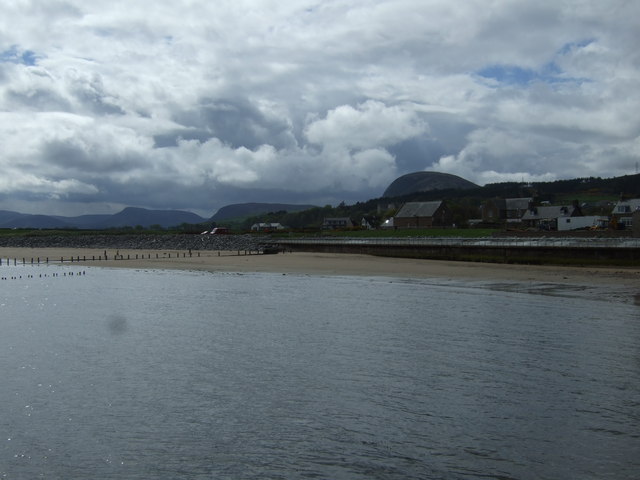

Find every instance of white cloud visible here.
[0,174,98,197]
[305,100,427,150]
[0,0,638,215]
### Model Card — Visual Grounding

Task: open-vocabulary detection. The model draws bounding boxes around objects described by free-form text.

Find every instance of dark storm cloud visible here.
[172,97,297,150]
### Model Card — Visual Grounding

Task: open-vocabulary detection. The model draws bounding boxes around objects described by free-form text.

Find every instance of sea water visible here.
[0,264,639,479]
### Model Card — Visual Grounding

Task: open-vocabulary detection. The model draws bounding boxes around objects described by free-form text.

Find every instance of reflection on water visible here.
[1,265,639,479]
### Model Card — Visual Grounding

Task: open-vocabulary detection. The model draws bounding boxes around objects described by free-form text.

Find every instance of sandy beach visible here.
[2,246,639,288]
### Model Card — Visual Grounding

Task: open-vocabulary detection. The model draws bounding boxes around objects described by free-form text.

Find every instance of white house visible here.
[521,205,582,230]
[250,223,284,232]
[611,199,640,228]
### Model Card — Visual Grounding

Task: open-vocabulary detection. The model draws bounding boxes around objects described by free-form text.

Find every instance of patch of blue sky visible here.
[477,39,595,88]
[0,45,38,66]
[557,38,596,55]
[476,61,588,87]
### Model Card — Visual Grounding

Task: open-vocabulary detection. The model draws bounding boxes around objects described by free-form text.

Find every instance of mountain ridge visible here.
[0,207,206,230]
[382,171,479,197]
[0,203,319,229]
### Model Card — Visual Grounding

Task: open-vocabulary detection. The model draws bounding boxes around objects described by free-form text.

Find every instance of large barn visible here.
[394,201,453,228]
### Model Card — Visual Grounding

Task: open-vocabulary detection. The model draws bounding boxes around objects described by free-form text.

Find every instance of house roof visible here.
[612,199,640,213]
[396,201,443,218]
[521,205,576,220]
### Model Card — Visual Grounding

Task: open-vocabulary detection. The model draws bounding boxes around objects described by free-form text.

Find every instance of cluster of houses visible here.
[321,197,640,234]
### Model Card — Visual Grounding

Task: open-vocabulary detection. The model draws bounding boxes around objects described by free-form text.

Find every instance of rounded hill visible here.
[383,171,479,198]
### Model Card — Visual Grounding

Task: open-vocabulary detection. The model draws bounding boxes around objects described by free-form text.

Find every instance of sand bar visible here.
[2,247,639,287]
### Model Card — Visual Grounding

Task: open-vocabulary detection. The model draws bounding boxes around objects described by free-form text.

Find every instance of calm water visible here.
[1,265,639,479]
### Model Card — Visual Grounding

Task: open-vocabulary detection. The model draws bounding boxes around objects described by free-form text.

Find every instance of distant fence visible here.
[270,237,640,266]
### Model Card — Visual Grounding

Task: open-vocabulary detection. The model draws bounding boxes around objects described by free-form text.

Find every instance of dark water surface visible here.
[1,265,639,479]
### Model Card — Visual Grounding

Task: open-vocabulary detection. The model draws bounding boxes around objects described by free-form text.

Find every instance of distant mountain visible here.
[0,203,316,229]
[210,203,317,221]
[91,207,205,228]
[383,171,479,198]
[1,213,72,229]
[0,210,31,226]
[0,207,206,229]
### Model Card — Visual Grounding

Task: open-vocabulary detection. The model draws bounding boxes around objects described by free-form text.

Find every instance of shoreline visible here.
[2,247,639,287]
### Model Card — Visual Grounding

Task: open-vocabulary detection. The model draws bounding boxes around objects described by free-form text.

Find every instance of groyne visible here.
[271,237,640,266]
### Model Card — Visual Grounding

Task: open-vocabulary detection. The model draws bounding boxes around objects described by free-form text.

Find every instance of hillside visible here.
[382,171,479,197]
[210,203,317,222]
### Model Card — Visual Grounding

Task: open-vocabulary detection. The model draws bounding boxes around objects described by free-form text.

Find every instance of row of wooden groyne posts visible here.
[0,250,272,281]
[0,248,277,267]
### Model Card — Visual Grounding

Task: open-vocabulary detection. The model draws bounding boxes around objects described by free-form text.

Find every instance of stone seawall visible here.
[273,238,640,266]
[0,234,269,252]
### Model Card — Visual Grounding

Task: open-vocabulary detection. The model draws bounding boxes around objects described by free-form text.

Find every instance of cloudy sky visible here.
[1,0,638,217]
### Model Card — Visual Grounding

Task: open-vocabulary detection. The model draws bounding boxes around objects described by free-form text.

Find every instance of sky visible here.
[1,0,639,217]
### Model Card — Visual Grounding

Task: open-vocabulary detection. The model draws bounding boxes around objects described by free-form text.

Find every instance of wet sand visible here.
[1,247,639,288]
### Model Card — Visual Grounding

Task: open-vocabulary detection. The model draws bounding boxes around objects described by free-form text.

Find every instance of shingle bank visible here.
[0,234,271,252]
